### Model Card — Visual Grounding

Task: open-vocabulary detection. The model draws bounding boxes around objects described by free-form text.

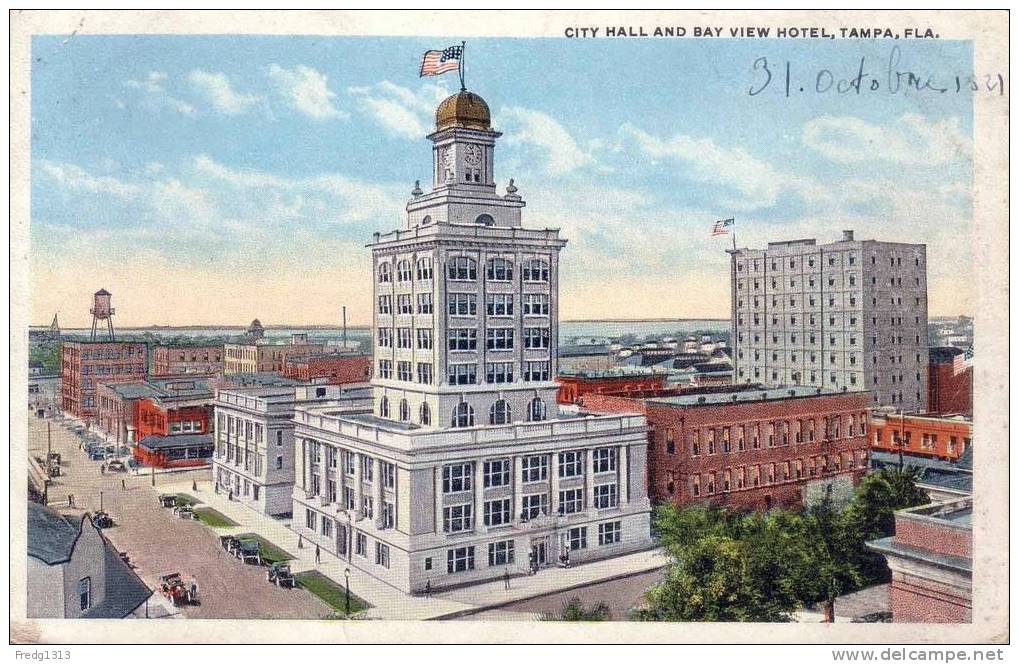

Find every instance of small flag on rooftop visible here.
[420,45,463,77]
[712,217,735,236]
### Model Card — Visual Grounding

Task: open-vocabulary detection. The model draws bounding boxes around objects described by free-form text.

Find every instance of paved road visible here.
[30,417,333,619]
[462,568,666,621]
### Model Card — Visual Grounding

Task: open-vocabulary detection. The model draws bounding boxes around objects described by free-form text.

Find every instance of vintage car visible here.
[159,572,191,606]
[236,540,262,565]
[220,535,241,555]
[265,562,296,588]
[158,494,177,508]
[87,449,106,461]
[106,460,127,473]
[47,452,61,464]
[47,461,61,477]
[91,511,114,529]
[173,505,196,520]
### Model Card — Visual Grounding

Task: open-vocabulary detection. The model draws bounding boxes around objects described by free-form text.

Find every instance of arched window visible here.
[447,256,477,281]
[379,396,390,418]
[420,402,431,426]
[489,400,511,425]
[475,214,495,226]
[486,257,514,281]
[527,398,547,422]
[416,257,433,281]
[451,402,474,428]
[399,399,410,422]
[378,262,392,283]
[522,259,549,282]
[396,260,412,282]
[421,215,432,225]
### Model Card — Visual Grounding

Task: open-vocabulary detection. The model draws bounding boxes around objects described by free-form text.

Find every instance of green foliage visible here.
[540,597,611,621]
[30,343,61,374]
[295,571,369,615]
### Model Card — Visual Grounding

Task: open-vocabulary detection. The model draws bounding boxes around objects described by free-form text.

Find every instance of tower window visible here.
[474,214,495,226]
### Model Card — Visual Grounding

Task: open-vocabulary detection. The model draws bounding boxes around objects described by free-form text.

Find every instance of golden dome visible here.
[435,91,491,131]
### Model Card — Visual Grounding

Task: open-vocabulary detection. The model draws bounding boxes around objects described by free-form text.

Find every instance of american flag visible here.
[712,218,735,236]
[420,46,463,77]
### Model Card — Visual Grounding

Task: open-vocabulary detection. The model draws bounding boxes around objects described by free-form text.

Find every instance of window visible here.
[448,328,478,351]
[397,327,412,348]
[489,399,512,424]
[521,493,548,520]
[568,526,588,551]
[416,293,433,314]
[486,294,514,316]
[594,483,618,509]
[396,260,412,282]
[486,328,514,350]
[447,256,477,281]
[356,532,367,557]
[362,455,374,482]
[448,363,477,385]
[416,362,433,385]
[377,328,392,347]
[558,488,584,514]
[593,448,616,473]
[399,399,410,421]
[379,396,390,418]
[397,361,413,382]
[447,546,475,573]
[416,257,433,280]
[448,293,477,316]
[420,402,431,425]
[484,459,510,488]
[443,504,473,532]
[397,295,413,314]
[306,508,317,530]
[451,402,474,427]
[322,516,333,537]
[276,455,283,470]
[486,362,514,384]
[522,455,549,482]
[523,294,549,315]
[378,263,392,283]
[484,498,512,526]
[77,577,91,612]
[488,540,515,566]
[416,328,432,349]
[443,463,472,493]
[344,487,355,510]
[522,259,549,282]
[382,501,394,529]
[527,397,547,422]
[362,496,374,519]
[524,361,550,382]
[486,258,514,281]
[559,451,584,477]
[377,295,392,314]
[375,542,390,568]
[598,521,622,546]
[524,327,550,349]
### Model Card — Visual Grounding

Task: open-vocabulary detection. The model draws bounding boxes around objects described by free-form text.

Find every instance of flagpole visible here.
[732,217,737,252]
[459,40,467,91]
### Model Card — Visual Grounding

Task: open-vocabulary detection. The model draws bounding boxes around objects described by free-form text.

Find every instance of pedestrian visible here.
[315,544,321,564]
[298,534,303,549]
[189,577,199,604]
[425,580,431,597]
[100,463,106,475]
[121,478,126,491]
[228,489,233,501]
[67,494,73,507]
[192,479,197,492]
[504,570,511,590]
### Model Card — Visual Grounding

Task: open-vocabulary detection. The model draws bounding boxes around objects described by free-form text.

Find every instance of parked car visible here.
[236,540,262,565]
[107,460,127,473]
[88,449,106,461]
[174,505,196,520]
[91,511,114,529]
[266,562,296,588]
[220,535,241,556]
[158,494,177,508]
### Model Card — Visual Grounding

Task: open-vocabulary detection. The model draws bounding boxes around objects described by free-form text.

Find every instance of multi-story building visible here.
[60,341,147,420]
[290,88,654,594]
[581,386,871,510]
[96,376,214,446]
[223,335,326,375]
[213,384,371,516]
[927,347,973,417]
[556,369,667,405]
[282,353,372,385]
[730,231,929,412]
[151,344,224,376]
[869,409,972,462]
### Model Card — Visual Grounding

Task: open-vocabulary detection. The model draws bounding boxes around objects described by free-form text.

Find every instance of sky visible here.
[30,35,974,327]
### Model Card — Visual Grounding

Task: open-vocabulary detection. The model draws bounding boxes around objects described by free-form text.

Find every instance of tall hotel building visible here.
[730,231,929,412]
[291,89,653,593]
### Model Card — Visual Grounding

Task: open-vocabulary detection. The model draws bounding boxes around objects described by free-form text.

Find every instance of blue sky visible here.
[31,35,974,326]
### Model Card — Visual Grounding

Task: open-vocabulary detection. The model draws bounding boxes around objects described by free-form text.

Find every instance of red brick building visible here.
[927,347,973,417]
[130,379,215,469]
[281,353,371,385]
[60,341,147,420]
[134,433,215,469]
[867,497,972,622]
[580,386,871,511]
[135,398,212,440]
[151,345,224,376]
[96,376,214,446]
[556,370,667,405]
[869,410,972,462]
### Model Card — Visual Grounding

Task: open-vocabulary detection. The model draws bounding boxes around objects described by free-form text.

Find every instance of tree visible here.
[540,597,611,621]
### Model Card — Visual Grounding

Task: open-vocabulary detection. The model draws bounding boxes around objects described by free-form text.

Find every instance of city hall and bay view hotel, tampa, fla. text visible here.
[290,87,654,593]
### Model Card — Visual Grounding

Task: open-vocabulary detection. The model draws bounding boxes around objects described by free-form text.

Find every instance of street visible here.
[29,416,333,619]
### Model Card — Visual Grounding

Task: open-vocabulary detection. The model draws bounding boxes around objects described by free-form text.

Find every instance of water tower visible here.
[90,288,116,341]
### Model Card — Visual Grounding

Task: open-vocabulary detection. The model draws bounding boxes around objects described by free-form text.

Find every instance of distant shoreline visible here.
[31,318,732,330]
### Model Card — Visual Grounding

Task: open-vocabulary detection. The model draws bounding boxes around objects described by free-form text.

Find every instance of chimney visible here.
[842,230,854,241]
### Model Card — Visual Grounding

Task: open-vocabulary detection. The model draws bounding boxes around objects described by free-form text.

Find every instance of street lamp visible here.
[344,567,351,615]
[100,490,104,512]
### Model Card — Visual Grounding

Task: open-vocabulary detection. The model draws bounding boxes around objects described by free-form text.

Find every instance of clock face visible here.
[463,144,483,166]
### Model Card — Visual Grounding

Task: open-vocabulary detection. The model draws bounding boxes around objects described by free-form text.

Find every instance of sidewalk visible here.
[160,477,668,620]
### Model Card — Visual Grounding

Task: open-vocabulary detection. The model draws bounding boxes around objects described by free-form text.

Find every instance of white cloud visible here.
[499,106,595,176]
[347,80,450,140]
[187,69,261,115]
[36,160,140,198]
[123,70,196,117]
[266,64,344,120]
[802,113,972,165]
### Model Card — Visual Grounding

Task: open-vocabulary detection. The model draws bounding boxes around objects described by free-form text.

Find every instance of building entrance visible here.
[530,537,549,571]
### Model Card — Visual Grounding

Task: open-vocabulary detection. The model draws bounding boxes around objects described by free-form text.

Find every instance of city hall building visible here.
[291,89,654,593]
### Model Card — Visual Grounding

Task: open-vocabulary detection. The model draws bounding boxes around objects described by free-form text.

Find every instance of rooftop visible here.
[137,432,214,451]
[647,385,850,407]
[28,502,81,565]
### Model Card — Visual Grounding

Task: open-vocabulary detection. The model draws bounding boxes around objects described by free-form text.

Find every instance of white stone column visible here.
[373,457,383,528]
[474,459,485,532]
[337,447,346,507]
[353,452,363,519]
[550,451,561,515]
[513,456,523,523]
[435,466,444,534]
[584,449,595,511]
[618,444,628,506]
